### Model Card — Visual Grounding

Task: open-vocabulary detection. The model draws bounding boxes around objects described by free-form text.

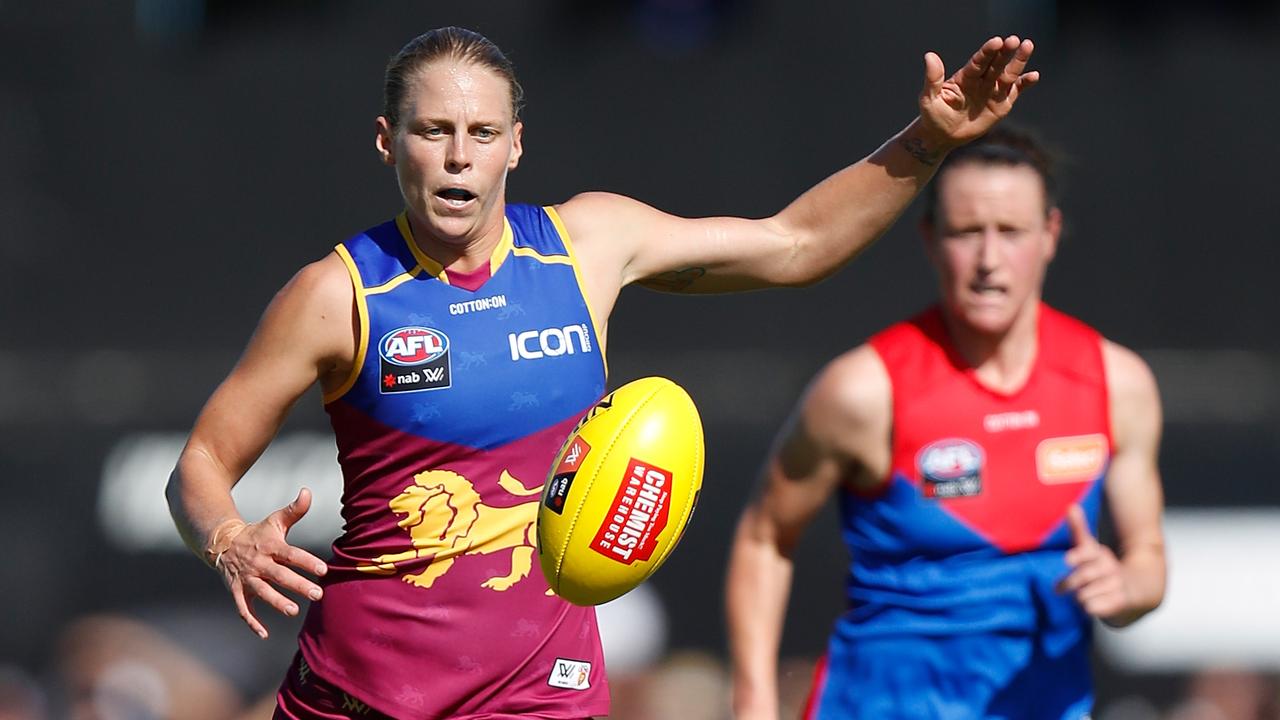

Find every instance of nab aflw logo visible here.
[379,326,452,394]
[507,324,593,361]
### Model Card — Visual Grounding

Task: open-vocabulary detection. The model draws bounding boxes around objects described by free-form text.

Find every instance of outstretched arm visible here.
[561,36,1039,303]
[726,347,891,719]
[1058,342,1166,627]
[165,252,355,638]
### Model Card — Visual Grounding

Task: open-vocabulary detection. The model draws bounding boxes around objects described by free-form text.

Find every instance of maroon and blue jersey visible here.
[805,304,1110,720]
[297,205,610,719]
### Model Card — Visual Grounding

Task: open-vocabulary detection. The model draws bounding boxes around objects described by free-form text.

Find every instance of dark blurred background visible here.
[2,1,1279,718]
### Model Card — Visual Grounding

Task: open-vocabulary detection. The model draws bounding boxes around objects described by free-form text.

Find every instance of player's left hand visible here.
[919,36,1039,147]
[1057,504,1133,623]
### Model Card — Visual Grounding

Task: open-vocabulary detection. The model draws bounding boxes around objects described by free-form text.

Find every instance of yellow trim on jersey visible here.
[365,266,423,296]
[396,213,449,284]
[488,218,514,276]
[543,205,608,376]
[511,245,573,266]
[324,243,370,404]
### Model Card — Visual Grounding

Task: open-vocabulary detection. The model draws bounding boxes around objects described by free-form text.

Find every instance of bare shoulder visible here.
[554,192,656,248]
[254,251,356,369]
[804,344,892,442]
[1101,340,1162,445]
[1101,340,1160,407]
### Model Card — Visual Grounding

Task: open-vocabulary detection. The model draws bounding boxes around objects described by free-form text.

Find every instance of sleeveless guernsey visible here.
[297,204,610,719]
[806,304,1110,720]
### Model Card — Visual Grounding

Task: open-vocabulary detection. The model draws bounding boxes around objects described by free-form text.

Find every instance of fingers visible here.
[1065,505,1095,550]
[993,39,1036,101]
[231,580,270,639]
[245,575,301,619]
[959,36,1007,84]
[922,51,946,96]
[265,552,326,602]
[281,543,330,582]
[220,512,328,637]
[272,487,313,532]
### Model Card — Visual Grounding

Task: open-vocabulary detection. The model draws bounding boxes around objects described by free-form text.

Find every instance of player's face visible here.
[925,163,1061,336]
[375,60,523,246]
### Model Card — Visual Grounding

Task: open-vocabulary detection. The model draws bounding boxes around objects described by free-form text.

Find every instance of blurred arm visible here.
[726,346,890,718]
[1099,341,1167,626]
[164,252,354,636]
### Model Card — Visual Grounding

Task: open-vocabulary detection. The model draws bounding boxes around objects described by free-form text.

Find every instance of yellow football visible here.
[538,376,704,606]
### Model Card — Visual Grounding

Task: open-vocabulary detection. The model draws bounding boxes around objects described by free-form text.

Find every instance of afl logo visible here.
[380,327,448,366]
[917,438,985,498]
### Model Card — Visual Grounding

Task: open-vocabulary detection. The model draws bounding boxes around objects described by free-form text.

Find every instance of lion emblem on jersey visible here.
[357,469,542,591]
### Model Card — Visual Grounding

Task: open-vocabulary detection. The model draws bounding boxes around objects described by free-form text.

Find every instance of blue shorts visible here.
[804,633,1092,720]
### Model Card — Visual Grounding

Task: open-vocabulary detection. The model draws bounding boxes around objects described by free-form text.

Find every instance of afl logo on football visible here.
[381,327,448,366]
[378,327,452,394]
[917,438,985,498]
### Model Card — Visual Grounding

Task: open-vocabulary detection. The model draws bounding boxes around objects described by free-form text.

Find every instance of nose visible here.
[445,132,471,173]
[977,230,1000,273]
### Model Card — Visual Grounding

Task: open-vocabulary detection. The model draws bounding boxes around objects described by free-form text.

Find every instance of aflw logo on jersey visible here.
[508,324,592,361]
[379,327,451,393]
[917,438,985,498]
[547,658,591,691]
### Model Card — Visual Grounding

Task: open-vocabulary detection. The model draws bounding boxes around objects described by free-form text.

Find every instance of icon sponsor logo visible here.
[1036,434,1108,484]
[508,324,593,361]
[917,438,985,498]
[591,459,671,564]
[983,409,1041,433]
[379,327,451,393]
[544,437,591,516]
[547,658,592,691]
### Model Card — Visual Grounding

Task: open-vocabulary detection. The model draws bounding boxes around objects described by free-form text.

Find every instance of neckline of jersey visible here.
[938,303,1045,402]
[395,211,514,294]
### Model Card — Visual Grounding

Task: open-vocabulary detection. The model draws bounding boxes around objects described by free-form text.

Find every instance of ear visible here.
[375,116,396,167]
[507,120,524,171]
[1043,206,1063,262]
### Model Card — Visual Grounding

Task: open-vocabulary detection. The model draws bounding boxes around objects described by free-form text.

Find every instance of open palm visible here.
[921,36,1039,145]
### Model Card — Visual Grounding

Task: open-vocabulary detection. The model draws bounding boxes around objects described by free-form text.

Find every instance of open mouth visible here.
[436,188,476,206]
[970,281,1007,297]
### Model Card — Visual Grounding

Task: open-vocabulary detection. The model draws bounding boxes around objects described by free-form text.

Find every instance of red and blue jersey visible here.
[298,204,610,719]
[807,304,1109,720]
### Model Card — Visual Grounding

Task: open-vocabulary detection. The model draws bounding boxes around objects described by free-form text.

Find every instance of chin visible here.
[956,304,1016,337]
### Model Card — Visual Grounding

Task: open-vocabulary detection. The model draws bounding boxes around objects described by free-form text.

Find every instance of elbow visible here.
[774,226,832,289]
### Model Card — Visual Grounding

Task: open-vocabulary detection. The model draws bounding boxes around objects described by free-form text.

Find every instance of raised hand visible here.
[919,35,1039,147]
[209,488,329,638]
[1057,504,1132,623]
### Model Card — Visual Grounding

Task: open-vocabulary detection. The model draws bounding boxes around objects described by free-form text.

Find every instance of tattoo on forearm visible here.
[640,267,707,292]
[899,136,942,167]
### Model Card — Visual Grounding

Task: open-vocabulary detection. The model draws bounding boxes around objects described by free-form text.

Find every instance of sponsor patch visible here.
[1036,434,1108,484]
[917,438,985,498]
[508,323,593,361]
[378,327,451,393]
[548,658,592,691]
[591,459,671,564]
[544,437,591,515]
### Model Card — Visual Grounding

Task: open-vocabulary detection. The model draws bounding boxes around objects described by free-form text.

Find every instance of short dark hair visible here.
[922,125,1060,225]
[383,27,525,129]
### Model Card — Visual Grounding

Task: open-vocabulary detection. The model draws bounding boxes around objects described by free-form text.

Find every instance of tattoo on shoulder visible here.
[639,267,707,292]
[899,136,942,167]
